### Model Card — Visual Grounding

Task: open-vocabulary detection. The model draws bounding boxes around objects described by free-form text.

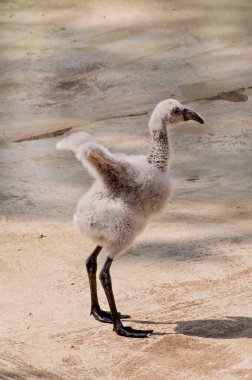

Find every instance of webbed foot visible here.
[114,325,153,338]
[91,308,130,324]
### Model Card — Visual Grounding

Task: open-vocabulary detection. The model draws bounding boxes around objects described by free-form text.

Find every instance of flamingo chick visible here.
[56,99,204,338]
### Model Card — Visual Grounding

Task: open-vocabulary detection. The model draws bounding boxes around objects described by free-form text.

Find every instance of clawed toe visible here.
[91,308,153,337]
[115,325,153,338]
[118,312,131,319]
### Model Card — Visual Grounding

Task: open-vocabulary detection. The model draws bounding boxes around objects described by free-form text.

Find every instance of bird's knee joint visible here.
[99,271,111,287]
[86,257,97,274]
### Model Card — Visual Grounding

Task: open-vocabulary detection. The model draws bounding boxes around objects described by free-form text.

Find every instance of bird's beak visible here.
[183,108,204,124]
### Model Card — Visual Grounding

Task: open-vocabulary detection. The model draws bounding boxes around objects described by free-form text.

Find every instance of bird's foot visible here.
[114,324,153,338]
[91,307,130,324]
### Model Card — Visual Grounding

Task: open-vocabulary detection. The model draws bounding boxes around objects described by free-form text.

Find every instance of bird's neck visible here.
[147,119,169,172]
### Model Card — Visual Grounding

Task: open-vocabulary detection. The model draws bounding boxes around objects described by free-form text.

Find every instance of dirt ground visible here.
[0,1,252,379]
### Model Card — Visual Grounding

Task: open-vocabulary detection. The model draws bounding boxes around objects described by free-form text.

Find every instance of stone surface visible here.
[0,1,252,379]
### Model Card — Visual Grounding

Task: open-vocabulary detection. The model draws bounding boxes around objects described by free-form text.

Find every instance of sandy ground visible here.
[0,1,252,379]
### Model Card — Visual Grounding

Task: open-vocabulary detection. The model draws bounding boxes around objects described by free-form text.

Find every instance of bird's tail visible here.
[56,131,94,155]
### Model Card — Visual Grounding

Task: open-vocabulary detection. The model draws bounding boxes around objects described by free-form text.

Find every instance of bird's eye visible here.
[173,107,180,114]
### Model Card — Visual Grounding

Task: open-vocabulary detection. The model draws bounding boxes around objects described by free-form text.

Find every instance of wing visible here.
[56,131,94,153]
[57,132,129,187]
[76,142,129,187]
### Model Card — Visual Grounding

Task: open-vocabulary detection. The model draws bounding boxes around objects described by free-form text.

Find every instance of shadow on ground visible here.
[130,316,252,339]
[127,234,252,262]
[0,369,62,380]
[175,316,252,339]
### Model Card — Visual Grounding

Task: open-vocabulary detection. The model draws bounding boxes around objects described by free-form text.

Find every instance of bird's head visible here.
[149,99,204,131]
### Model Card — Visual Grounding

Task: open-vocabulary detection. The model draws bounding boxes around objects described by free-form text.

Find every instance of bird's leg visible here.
[99,256,153,338]
[86,246,130,323]
[86,245,102,319]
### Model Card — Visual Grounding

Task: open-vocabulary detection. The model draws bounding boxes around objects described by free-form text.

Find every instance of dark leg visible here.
[86,246,130,323]
[99,256,153,338]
